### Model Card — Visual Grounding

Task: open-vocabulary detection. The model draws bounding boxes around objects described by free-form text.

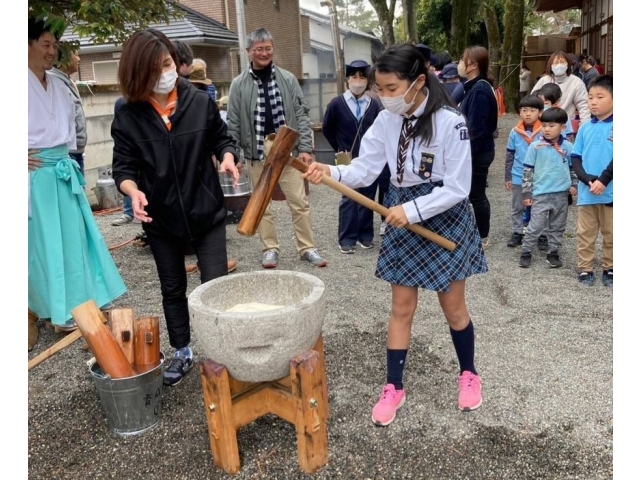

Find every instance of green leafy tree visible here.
[368,0,397,46]
[416,0,453,53]
[450,0,473,58]
[524,7,581,36]
[482,0,501,69]
[499,0,525,111]
[335,0,380,35]
[400,0,418,43]
[416,0,489,57]
[28,0,178,45]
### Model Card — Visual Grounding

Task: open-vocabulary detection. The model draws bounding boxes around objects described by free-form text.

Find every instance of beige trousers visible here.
[247,160,315,255]
[577,205,613,271]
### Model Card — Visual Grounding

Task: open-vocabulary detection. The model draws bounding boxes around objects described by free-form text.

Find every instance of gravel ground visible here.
[28,113,612,479]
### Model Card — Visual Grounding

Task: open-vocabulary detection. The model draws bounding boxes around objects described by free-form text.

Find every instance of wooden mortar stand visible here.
[199,336,329,475]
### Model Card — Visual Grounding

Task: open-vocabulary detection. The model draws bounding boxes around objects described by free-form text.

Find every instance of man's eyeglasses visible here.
[251,47,273,54]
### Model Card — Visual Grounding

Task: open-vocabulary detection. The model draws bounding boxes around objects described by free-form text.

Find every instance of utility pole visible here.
[235,0,248,73]
[321,0,345,95]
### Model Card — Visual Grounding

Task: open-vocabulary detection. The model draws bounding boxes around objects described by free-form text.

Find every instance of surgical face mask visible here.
[379,79,419,116]
[349,81,367,96]
[551,63,568,77]
[154,68,178,94]
[457,62,468,78]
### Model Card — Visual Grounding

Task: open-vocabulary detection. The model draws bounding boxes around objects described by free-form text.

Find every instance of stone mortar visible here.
[188,270,326,382]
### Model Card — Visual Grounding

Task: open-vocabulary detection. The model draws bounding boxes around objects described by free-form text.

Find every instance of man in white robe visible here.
[28,18,126,350]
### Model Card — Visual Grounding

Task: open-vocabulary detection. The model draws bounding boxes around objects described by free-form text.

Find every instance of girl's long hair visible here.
[372,43,457,145]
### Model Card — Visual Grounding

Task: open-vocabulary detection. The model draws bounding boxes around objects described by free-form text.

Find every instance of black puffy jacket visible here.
[112,78,238,240]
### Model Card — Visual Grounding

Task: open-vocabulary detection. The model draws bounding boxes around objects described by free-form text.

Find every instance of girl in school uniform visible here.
[303,44,488,426]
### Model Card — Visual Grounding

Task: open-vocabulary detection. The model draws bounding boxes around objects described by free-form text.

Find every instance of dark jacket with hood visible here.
[112,78,238,240]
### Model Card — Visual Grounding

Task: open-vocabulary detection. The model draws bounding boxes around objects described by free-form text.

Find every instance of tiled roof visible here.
[300,7,379,41]
[310,40,333,53]
[529,0,583,13]
[62,3,238,47]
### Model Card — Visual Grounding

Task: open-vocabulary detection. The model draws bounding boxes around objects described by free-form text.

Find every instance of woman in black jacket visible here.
[458,46,498,248]
[112,29,239,387]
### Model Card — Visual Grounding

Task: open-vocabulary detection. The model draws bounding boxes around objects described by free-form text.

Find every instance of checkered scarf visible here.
[250,64,287,160]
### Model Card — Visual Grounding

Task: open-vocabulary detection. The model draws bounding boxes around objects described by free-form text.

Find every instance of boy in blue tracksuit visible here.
[519,107,578,269]
[533,83,575,142]
[505,95,543,247]
[570,75,613,287]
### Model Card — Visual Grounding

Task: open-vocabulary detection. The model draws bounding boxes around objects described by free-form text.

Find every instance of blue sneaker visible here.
[339,244,356,254]
[602,270,613,287]
[578,271,595,287]
[163,347,194,386]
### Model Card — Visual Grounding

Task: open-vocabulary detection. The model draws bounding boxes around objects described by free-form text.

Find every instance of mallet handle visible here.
[289,158,456,252]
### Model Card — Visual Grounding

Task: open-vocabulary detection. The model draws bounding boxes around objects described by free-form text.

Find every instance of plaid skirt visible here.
[375,182,488,292]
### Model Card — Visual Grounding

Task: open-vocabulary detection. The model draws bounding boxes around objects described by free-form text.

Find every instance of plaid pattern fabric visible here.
[375,182,488,292]
[396,116,415,184]
[251,65,287,160]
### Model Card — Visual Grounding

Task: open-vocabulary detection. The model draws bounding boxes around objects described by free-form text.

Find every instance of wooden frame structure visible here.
[199,336,329,475]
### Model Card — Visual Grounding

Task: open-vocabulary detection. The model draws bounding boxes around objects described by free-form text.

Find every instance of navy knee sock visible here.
[449,320,477,375]
[386,349,408,390]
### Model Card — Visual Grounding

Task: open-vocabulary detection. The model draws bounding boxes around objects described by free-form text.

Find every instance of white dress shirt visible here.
[343,90,371,120]
[28,68,76,150]
[329,95,472,224]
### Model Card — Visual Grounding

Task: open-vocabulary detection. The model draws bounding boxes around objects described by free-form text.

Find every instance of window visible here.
[93,60,120,84]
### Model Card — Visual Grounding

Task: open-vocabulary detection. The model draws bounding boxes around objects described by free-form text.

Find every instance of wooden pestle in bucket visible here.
[71,300,137,379]
[109,308,135,365]
[134,316,160,374]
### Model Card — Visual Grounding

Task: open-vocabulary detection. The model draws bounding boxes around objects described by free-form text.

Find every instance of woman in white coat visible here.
[531,50,590,125]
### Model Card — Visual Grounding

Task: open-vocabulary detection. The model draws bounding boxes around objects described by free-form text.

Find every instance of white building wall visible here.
[309,21,333,46]
[317,52,335,77]
[344,36,373,66]
[303,52,319,78]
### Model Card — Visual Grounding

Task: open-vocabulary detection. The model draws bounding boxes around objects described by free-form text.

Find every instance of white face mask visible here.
[379,78,419,116]
[154,69,178,94]
[457,62,468,78]
[348,81,367,96]
[551,63,568,77]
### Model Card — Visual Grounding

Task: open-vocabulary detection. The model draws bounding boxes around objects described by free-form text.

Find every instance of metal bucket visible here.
[92,166,120,209]
[90,353,165,437]
[219,168,251,197]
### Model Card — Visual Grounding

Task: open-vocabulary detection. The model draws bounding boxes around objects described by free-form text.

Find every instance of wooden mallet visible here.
[237,126,456,251]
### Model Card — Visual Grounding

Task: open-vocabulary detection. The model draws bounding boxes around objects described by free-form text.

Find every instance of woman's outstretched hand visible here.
[219,153,240,188]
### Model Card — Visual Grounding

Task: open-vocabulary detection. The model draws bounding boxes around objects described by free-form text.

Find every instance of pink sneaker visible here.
[371,384,406,426]
[458,371,482,411]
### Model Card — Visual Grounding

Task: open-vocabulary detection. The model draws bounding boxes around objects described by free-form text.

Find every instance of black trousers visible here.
[338,181,378,247]
[144,222,227,349]
[69,152,84,177]
[469,149,495,239]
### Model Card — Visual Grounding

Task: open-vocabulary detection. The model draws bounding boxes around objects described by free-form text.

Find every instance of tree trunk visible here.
[450,0,472,59]
[369,0,396,47]
[401,0,417,43]
[482,2,501,82]
[500,0,525,112]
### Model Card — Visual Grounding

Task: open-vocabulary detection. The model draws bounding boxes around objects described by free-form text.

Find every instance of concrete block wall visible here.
[79,88,122,204]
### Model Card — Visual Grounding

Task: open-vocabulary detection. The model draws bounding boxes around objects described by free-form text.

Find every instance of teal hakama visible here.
[28,145,127,325]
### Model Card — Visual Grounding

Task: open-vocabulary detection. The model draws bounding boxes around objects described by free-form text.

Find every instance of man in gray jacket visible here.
[227,28,326,269]
[50,48,86,175]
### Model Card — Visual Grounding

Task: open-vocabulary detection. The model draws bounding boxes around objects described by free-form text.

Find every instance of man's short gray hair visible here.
[193,58,207,70]
[246,28,273,50]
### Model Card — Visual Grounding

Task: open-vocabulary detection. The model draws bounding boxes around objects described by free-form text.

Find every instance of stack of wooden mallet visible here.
[28,300,161,378]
